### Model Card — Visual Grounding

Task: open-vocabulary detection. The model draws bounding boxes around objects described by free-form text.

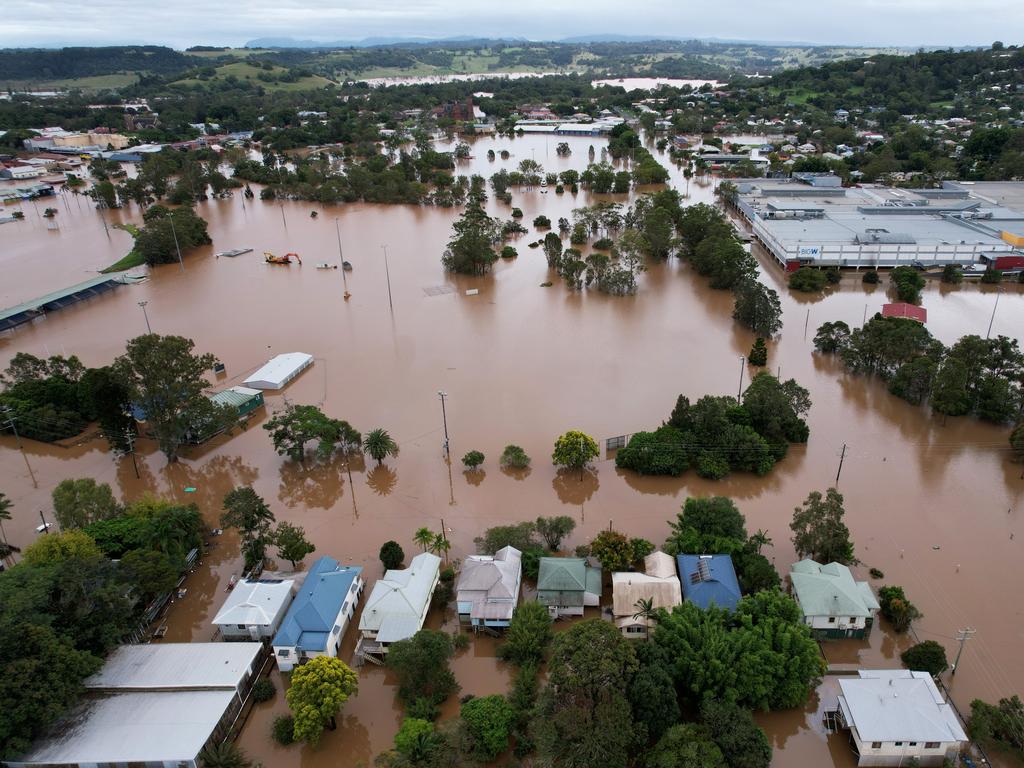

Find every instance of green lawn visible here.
[6,73,140,91]
[172,61,334,92]
[101,223,144,273]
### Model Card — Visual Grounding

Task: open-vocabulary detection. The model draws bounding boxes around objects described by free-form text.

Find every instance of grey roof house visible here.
[456,545,522,628]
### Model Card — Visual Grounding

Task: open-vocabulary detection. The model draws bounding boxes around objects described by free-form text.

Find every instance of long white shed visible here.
[243,352,313,390]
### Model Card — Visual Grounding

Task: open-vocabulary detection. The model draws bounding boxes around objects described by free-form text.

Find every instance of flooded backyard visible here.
[1,132,1023,766]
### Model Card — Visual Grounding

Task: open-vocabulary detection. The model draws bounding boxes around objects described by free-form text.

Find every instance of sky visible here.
[0,0,1020,49]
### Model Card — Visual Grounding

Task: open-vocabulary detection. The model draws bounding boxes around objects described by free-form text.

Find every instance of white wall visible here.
[851,729,961,767]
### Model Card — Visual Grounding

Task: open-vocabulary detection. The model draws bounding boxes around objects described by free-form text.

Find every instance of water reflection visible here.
[367,464,398,496]
[552,467,599,505]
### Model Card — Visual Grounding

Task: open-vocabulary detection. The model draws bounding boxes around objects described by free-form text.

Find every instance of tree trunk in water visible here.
[328,715,337,731]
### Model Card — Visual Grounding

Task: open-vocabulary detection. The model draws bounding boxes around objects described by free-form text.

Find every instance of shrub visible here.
[615,425,689,476]
[251,678,275,703]
[452,632,470,650]
[593,237,614,250]
[532,215,551,228]
[461,695,515,761]
[379,540,405,571]
[869,567,884,579]
[272,715,295,745]
[878,585,922,632]
[696,452,731,480]
[511,207,523,218]
[499,601,553,666]
[825,268,841,284]
[901,640,949,676]
[981,269,1003,284]
[462,450,485,469]
[749,337,768,366]
[500,245,518,259]
[789,267,828,292]
[891,265,926,302]
[407,697,440,721]
[862,269,880,284]
[941,264,963,284]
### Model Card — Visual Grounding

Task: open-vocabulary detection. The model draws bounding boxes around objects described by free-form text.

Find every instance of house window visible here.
[895,742,903,747]
[908,742,917,747]
[849,618,857,623]
[871,742,882,749]
[278,649,290,657]
[925,742,940,749]
[237,624,247,629]
[828,617,836,623]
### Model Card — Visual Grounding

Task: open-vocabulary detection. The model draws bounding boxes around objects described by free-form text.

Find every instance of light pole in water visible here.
[138,301,151,334]
[168,215,184,272]
[737,356,746,403]
[438,391,450,457]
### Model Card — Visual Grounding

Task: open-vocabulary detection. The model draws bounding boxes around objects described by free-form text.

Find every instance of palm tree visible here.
[198,741,253,768]
[363,428,399,465]
[430,532,451,564]
[632,597,658,640]
[750,529,773,555]
[414,527,434,552]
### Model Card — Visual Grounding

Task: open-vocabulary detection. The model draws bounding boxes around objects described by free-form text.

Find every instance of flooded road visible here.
[2,133,1023,766]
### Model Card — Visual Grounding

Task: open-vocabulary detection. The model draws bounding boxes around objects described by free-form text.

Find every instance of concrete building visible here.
[358,552,441,657]
[732,176,1024,270]
[536,557,601,618]
[1,165,44,180]
[272,556,364,671]
[456,545,522,629]
[832,670,968,766]
[212,577,294,640]
[612,551,682,637]
[6,643,264,768]
[790,559,879,639]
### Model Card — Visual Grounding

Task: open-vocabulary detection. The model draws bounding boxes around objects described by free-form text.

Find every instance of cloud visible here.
[0,0,1019,48]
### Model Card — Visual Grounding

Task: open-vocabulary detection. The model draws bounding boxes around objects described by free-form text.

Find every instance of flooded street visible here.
[2,133,1023,766]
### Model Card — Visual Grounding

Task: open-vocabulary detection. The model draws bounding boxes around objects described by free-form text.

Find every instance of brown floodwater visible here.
[2,132,1023,767]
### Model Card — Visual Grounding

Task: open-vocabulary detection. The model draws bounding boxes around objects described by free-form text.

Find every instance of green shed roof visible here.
[790,559,880,618]
[537,558,601,606]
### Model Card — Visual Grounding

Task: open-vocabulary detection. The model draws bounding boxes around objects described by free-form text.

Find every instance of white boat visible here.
[315,262,338,270]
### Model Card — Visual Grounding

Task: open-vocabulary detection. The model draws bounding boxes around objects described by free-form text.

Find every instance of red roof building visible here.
[882,302,927,323]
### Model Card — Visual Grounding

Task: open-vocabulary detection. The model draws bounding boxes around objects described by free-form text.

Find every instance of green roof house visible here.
[536,557,601,618]
[790,559,880,640]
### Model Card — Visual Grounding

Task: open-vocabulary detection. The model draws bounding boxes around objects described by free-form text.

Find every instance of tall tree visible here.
[264,403,359,463]
[113,334,230,462]
[272,522,315,568]
[285,656,359,745]
[535,515,576,551]
[386,630,459,708]
[220,487,276,572]
[732,280,783,337]
[51,478,121,530]
[363,428,399,465]
[790,487,855,564]
[441,189,499,275]
[551,430,599,470]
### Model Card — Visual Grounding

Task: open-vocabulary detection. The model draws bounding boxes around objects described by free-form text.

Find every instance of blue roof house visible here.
[272,556,364,672]
[676,554,741,611]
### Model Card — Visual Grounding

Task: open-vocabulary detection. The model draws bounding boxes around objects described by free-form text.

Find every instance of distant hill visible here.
[244,36,529,49]
[0,46,192,81]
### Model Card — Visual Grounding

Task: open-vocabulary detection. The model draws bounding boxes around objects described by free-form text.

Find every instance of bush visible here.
[462,450,485,469]
[615,426,689,476]
[251,678,276,703]
[498,601,552,666]
[789,267,828,292]
[969,695,1024,757]
[862,269,880,284]
[499,444,532,468]
[461,695,515,761]
[500,245,518,259]
[696,452,731,480]
[380,540,405,571]
[825,268,841,284]
[272,715,295,745]
[891,265,926,302]
[878,585,922,632]
[981,268,1003,284]
[452,632,470,650]
[407,697,440,721]
[593,237,614,250]
[748,337,768,366]
[869,567,884,579]
[532,215,551,228]
[901,640,949,676]
[511,207,523,218]
[941,264,963,284]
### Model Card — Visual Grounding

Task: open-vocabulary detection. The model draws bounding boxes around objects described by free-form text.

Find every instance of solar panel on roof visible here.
[691,558,711,584]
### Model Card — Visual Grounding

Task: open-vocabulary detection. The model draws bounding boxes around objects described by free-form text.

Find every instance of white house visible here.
[612,551,682,637]
[1,165,44,180]
[790,559,880,640]
[212,578,294,640]
[834,670,968,766]
[456,546,522,629]
[272,557,364,672]
[243,352,313,390]
[358,552,441,656]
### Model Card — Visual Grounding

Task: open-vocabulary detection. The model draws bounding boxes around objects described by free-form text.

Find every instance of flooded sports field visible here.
[1,133,1022,767]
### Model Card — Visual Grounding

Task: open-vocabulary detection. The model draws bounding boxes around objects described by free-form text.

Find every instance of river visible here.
[1,132,1022,767]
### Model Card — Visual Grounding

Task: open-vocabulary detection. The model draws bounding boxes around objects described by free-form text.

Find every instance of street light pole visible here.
[737,356,746,403]
[168,215,184,272]
[438,391,450,457]
[138,301,151,334]
[381,245,394,312]
[985,288,1001,339]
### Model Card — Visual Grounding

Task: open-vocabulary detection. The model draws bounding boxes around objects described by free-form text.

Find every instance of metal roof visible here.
[457,546,522,620]
[536,557,601,606]
[273,557,362,652]
[212,578,294,628]
[358,552,440,637]
[790,559,880,618]
[85,643,261,691]
[243,352,313,390]
[209,385,263,409]
[676,554,741,611]
[611,572,682,620]
[838,670,968,743]
[9,690,237,766]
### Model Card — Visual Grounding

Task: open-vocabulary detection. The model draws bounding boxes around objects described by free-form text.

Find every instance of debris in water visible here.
[184,487,197,493]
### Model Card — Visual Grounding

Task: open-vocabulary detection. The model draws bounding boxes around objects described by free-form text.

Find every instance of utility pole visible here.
[138,301,151,334]
[835,443,847,485]
[438,391,450,457]
[985,288,1001,339]
[737,356,746,403]
[124,428,140,479]
[38,510,49,534]
[335,218,349,297]
[2,407,23,450]
[381,245,394,312]
[951,627,976,675]
[169,214,184,272]
[440,517,450,564]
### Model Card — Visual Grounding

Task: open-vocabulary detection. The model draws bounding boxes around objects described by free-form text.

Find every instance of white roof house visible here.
[359,552,441,649]
[456,546,522,627]
[836,670,968,766]
[612,551,683,636]
[243,352,313,389]
[212,578,295,640]
[7,643,263,768]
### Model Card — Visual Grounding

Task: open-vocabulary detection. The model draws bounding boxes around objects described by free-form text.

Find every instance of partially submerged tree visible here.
[51,478,121,530]
[535,515,575,551]
[363,428,399,465]
[221,487,276,572]
[551,430,599,470]
[285,656,358,745]
[789,487,855,565]
[272,522,315,568]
